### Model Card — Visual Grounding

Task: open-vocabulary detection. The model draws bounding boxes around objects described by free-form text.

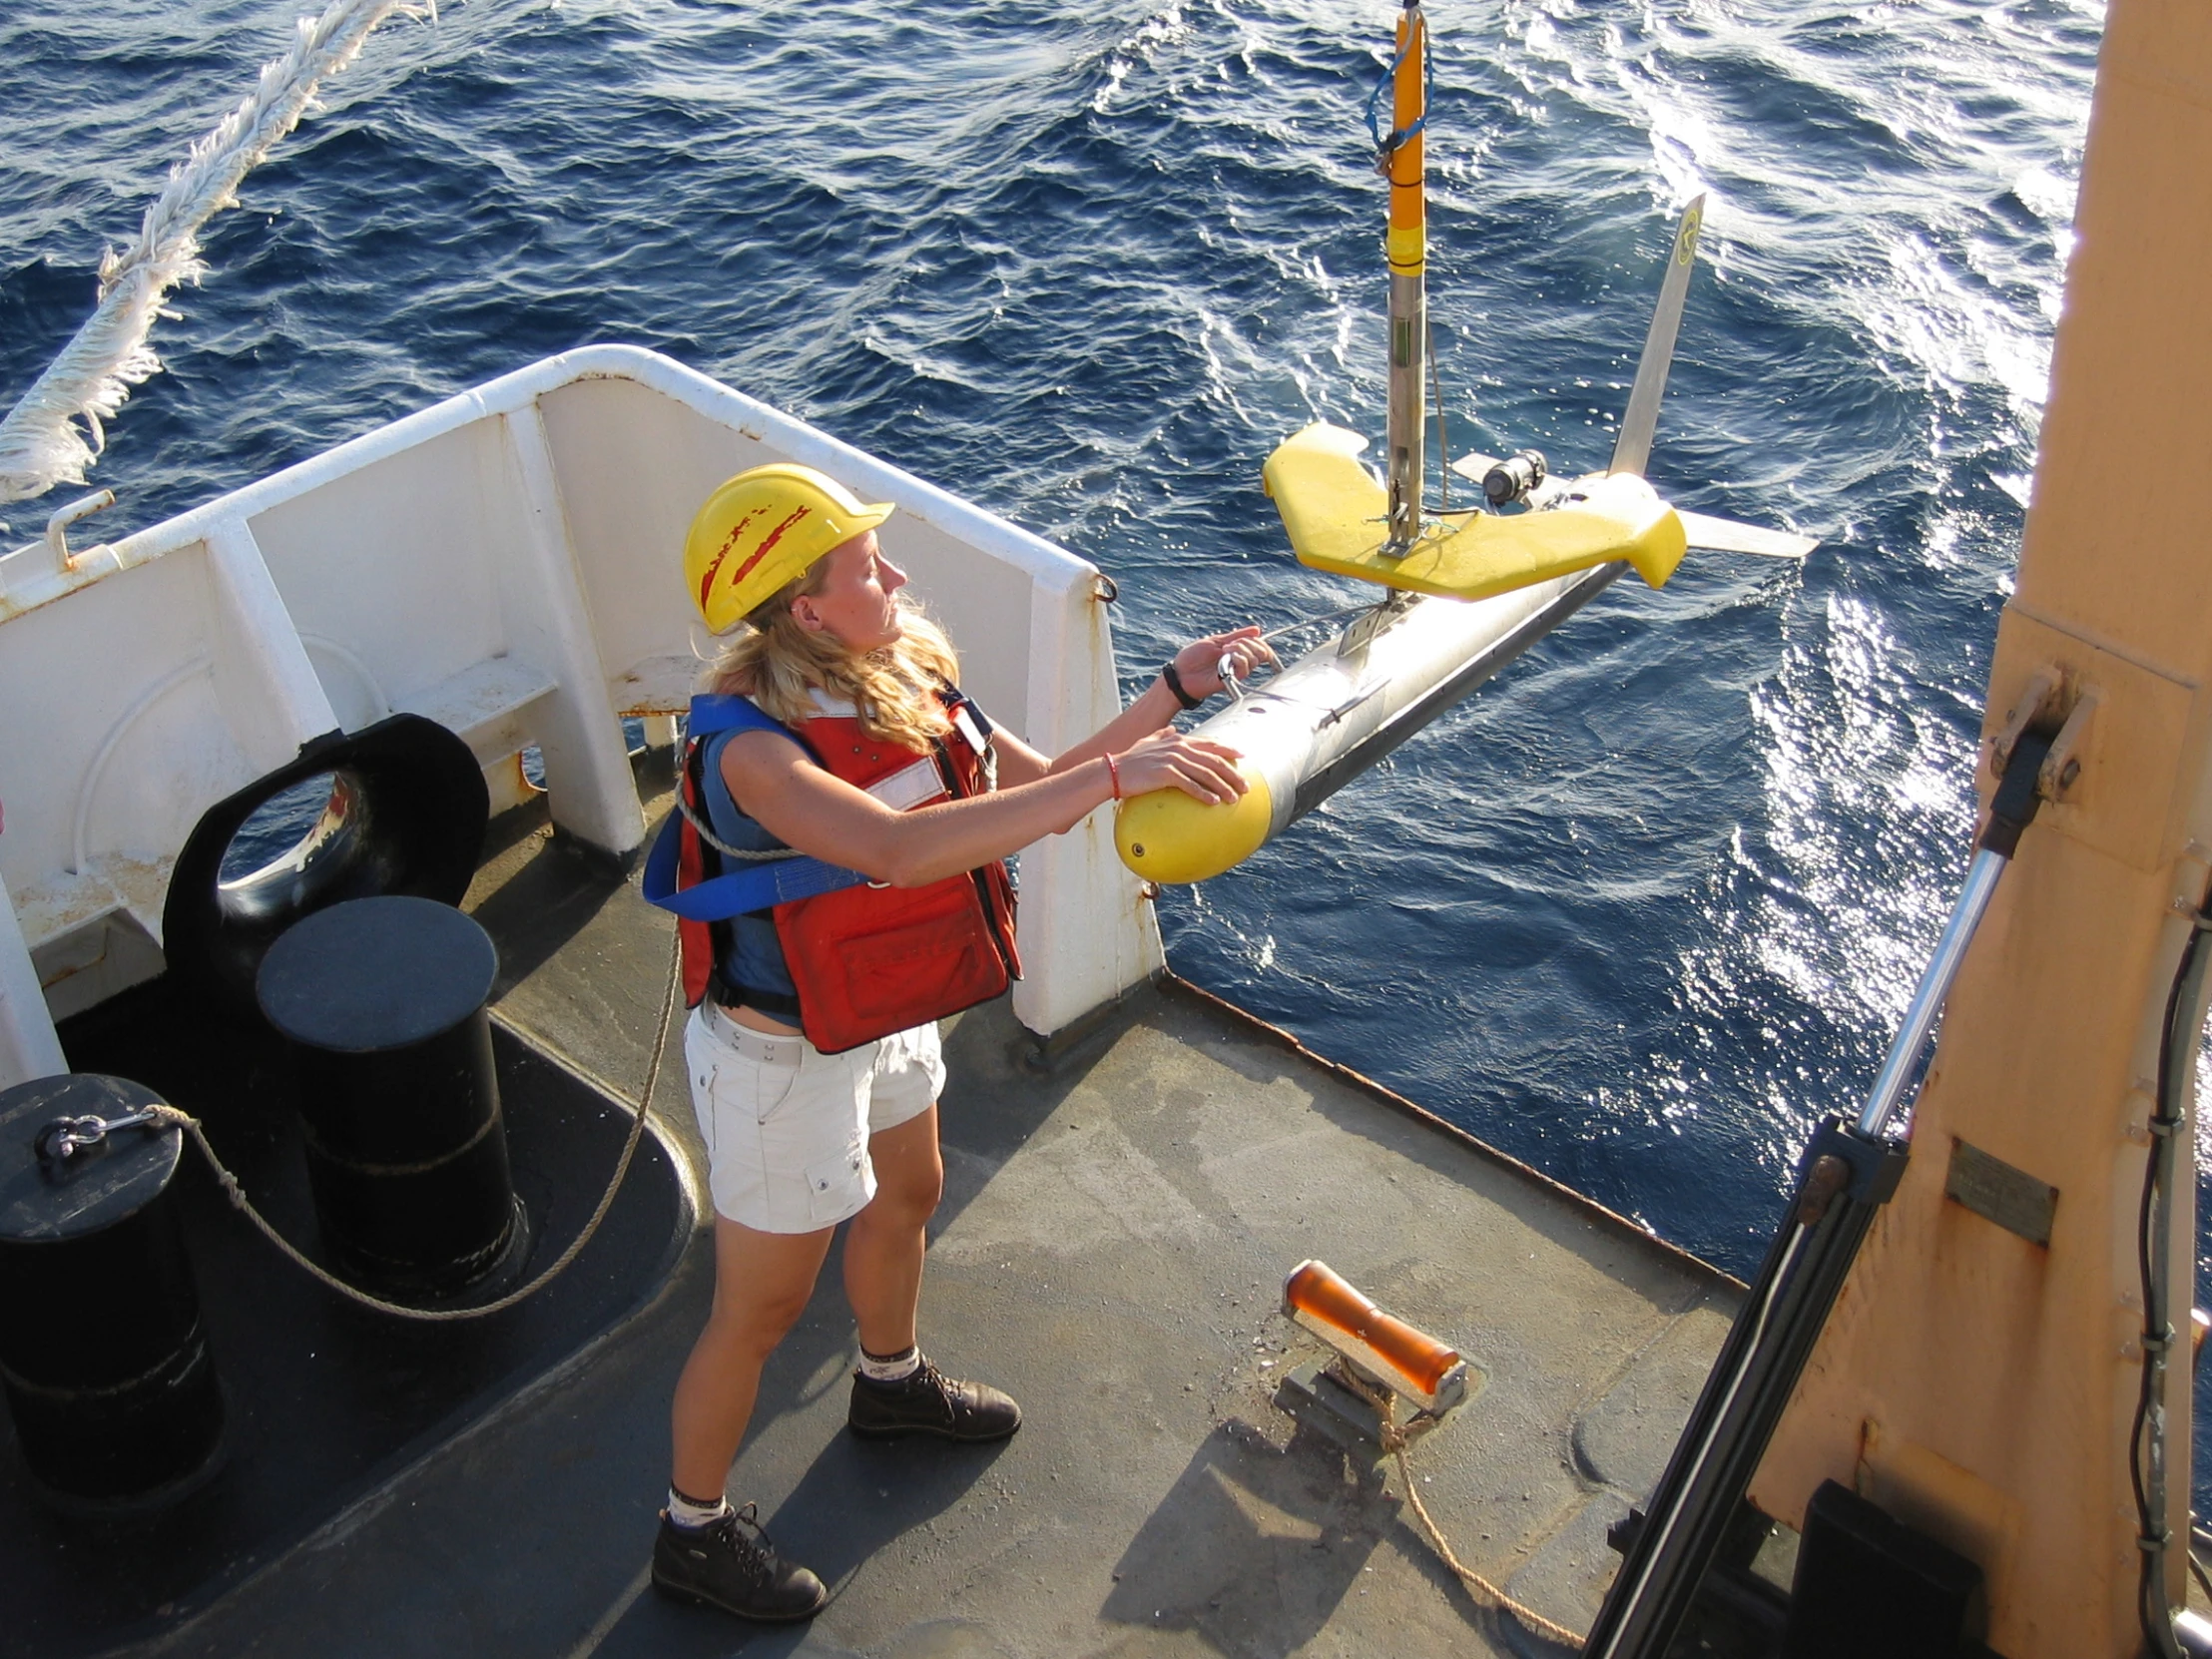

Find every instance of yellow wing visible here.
[1263,423,1689,600]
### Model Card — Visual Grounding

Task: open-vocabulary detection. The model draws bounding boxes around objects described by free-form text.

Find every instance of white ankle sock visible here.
[667,1486,731,1530]
[856,1345,921,1383]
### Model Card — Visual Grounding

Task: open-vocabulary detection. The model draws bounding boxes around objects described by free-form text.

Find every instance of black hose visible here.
[2136,882,2212,1657]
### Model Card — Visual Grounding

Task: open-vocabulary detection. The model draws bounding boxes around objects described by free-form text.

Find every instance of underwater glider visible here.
[1115,0,1814,885]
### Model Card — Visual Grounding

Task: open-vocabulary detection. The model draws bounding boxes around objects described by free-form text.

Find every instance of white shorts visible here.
[683,1002,945,1234]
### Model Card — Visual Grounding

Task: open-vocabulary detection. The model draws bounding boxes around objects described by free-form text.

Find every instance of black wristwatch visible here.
[1160,660,1205,711]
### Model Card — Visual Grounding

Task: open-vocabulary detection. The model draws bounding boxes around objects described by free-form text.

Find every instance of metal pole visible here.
[1584,730,2053,1658]
[1856,846,2008,1139]
[1382,0,1425,551]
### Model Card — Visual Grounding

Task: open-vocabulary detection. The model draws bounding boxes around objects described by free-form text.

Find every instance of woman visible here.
[647,462,1273,1621]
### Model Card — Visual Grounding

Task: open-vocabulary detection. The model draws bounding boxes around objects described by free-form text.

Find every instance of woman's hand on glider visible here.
[1171,625,1277,699]
[1114,729,1247,804]
[954,619,1270,802]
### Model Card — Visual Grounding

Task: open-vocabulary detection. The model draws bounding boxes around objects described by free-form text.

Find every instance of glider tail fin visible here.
[1609,194,1707,478]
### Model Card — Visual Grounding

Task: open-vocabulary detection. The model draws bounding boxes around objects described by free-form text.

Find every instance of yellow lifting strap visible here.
[1263,422,1690,602]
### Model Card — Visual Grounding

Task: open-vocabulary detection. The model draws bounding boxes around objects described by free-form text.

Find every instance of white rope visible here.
[0,0,436,507]
[1336,1365,1589,1649]
[675,792,806,862]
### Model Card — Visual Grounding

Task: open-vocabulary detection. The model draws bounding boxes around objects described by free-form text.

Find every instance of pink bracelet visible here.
[1103,753,1122,800]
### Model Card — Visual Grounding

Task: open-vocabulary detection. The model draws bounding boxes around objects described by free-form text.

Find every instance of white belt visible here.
[701,999,807,1063]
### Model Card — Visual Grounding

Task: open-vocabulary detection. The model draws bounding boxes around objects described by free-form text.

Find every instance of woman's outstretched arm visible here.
[992,626,1278,786]
[721,726,1246,890]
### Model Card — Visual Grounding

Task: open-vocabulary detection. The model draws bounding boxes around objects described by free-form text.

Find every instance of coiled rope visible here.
[1336,1367,1589,1650]
[0,0,436,507]
[145,923,681,1323]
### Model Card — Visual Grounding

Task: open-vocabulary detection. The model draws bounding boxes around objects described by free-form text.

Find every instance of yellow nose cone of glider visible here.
[1114,765,1275,884]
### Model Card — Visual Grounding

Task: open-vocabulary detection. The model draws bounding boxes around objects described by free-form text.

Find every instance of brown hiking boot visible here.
[847,1356,1021,1442]
[651,1501,827,1622]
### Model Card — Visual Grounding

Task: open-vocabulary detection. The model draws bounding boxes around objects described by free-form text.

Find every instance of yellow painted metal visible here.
[1750,3,2212,1651]
[1263,422,1688,601]
[1113,764,1273,884]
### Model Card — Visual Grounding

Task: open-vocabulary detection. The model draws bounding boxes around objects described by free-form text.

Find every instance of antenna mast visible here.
[1382,0,1428,552]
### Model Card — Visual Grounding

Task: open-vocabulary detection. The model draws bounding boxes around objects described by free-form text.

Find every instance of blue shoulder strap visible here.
[641,695,869,921]
[683,693,798,743]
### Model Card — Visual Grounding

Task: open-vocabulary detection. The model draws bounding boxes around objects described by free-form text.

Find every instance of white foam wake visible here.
[0,0,434,506]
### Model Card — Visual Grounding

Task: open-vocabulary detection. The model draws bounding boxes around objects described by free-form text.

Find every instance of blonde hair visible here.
[706,565,959,752]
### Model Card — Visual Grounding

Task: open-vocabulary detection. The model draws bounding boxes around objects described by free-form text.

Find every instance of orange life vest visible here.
[650,689,1020,1054]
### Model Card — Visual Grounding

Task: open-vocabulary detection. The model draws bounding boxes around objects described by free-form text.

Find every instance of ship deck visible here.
[98,759,1743,1659]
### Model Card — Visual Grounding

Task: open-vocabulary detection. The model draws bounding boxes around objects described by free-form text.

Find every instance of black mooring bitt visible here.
[0,1074,225,1513]
[258,895,521,1299]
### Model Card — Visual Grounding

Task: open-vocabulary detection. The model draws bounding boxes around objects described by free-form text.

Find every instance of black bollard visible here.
[0,1074,225,1511]
[257,895,520,1298]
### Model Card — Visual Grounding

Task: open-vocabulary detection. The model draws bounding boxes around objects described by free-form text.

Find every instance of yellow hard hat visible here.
[683,463,895,633]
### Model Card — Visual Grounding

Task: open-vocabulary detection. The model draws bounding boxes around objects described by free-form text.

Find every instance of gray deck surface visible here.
[142,776,1739,1659]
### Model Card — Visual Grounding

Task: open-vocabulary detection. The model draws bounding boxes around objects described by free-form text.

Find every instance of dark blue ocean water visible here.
[10,0,2165,1493]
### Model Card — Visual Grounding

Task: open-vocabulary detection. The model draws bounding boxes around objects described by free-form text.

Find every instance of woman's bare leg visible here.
[670,1217,834,1497]
[839,1105,1018,1441]
[842,1106,943,1355]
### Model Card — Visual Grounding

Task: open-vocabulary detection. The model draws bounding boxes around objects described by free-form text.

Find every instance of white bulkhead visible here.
[0,345,1158,1084]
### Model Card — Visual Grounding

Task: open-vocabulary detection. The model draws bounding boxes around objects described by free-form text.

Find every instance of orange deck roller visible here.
[1282,1259,1469,1413]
